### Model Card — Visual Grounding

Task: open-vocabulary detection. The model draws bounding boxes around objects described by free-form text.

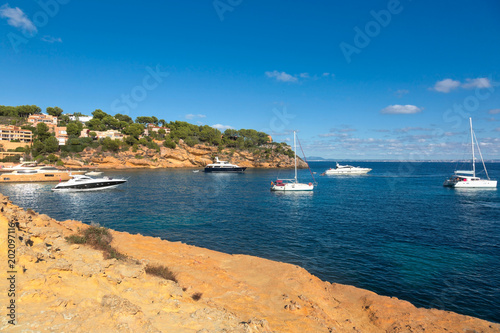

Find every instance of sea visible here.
[1,161,499,323]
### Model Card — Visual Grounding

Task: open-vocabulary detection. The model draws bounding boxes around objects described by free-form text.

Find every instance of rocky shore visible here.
[1,194,499,332]
[60,141,307,170]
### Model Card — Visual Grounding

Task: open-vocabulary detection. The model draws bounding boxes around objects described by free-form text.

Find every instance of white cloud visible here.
[432,79,461,93]
[265,70,298,83]
[395,127,432,133]
[0,4,37,33]
[211,124,233,131]
[394,89,409,97]
[299,73,310,78]
[489,109,500,114]
[432,77,493,93]
[381,105,423,115]
[41,35,62,43]
[462,77,492,89]
[185,114,206,120]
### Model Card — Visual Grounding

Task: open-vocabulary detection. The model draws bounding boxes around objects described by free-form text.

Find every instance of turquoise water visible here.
[2,161,499,323]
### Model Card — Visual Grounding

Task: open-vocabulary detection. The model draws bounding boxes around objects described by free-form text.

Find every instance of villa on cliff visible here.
[81,129,125,140]
[28,113,58,127]
[144,123,170,137]
[0,125,33,143]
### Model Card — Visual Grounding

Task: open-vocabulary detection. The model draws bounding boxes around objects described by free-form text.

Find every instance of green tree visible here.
[135,116,154,125]
[91,109,109,120]
[46,106,63,117]
[86,118,105,131]
[102,116,120,130]
[115,113,133,123]
[123,123,144,139]
[89,131,97,139]
[44,137,59,153]
[101,137,121,152]
[163,138,176,149]
[35,123,51,142]
[66,122,81,137]
[16,105,41,117]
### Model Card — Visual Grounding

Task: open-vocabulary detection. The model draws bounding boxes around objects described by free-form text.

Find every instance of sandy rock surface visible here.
[1,194,498,332]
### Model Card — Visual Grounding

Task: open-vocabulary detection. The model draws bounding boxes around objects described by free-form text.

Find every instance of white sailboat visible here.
[271,131,314,191]
[443,118,497,188]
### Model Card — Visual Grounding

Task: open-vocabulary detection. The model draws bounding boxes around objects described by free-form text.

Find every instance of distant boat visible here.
[204,157,246,173]
[52,174,127,191]
[271,131,314,191]
[192,170,200,173]
[443,118,497,188]
[85,171,103,176]
[324,162,372,175]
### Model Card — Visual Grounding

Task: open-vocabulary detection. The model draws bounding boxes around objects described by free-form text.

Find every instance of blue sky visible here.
[1,0,500,160]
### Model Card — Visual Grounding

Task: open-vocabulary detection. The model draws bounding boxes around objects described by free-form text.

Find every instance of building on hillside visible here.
[28,114,58,127]
[0,125,33,143]
[54,127,68,145]
[81,129,125,140]
[144,124,170,137]
[267,135,272,143]
[65,114,93,123]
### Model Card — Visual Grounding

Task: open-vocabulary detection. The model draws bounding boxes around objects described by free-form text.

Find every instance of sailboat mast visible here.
[294,131,297,182]
[470,117,475,177]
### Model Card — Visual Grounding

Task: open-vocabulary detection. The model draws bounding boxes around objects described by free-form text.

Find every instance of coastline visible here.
[1,194,499,332]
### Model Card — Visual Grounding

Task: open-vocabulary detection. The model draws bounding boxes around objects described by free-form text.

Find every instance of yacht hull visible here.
[0,172,72,183]
[52,180,127,191]
[271,183,314,191]
[443,179,497,188]
[325,168,371,175]
[204,167,246,173]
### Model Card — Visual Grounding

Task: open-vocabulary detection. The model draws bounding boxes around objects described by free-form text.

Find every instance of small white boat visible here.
[324,163,372,175]
[52,174,127,191]
[271,131,314,192]
[443,118,497,188]
[85,171,103,176]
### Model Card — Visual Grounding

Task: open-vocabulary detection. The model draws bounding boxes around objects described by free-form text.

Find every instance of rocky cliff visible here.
[61,140,307,170]
[1,195,499,332]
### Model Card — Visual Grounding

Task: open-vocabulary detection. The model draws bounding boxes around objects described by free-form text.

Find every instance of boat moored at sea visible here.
[324,163,372,175]
[52,174,127,191]
[443,118,497,188]
[204,157,247,173]
[271,131,315,192]
[0,165,73,183]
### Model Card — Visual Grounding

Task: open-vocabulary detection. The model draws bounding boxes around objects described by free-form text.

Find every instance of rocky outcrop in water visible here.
[61,140,306,169]
[1,194,499,332]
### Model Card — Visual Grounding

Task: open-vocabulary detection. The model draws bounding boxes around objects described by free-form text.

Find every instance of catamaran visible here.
[271,131,314,191]
[443,118,497,188]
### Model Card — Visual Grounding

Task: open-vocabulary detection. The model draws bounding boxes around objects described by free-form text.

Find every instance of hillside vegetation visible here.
[1,105,295,167]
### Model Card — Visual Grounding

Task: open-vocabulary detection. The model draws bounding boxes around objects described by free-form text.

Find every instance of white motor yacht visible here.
[52,174,127,191]
[324,163,372,175]
[204,157,246,173]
